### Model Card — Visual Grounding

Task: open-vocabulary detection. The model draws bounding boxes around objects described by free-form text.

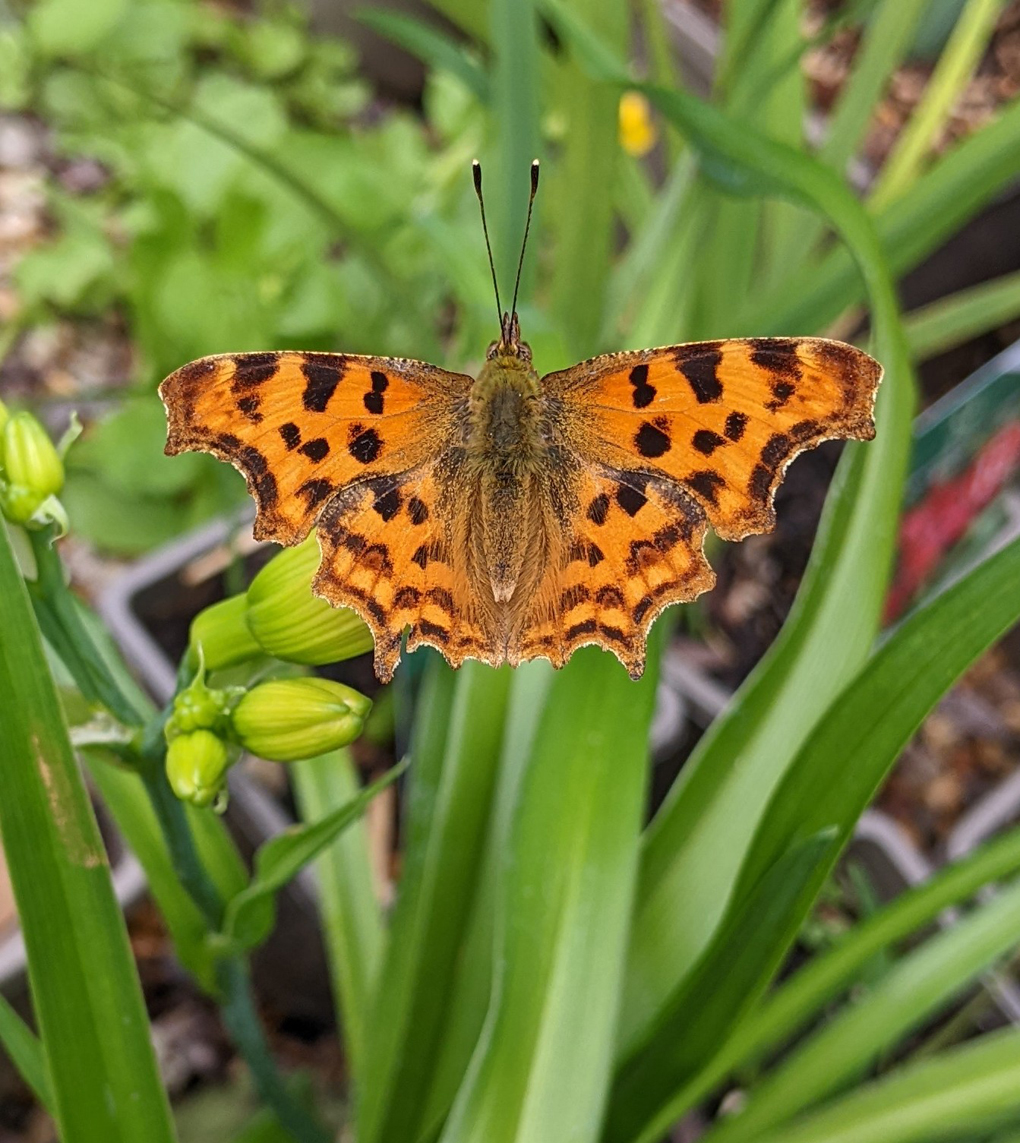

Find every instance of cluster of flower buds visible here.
[0,399,73,532]
[187,533,374,673]
[164,670,372,807]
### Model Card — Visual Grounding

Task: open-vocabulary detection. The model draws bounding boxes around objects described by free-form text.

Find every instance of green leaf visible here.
[902,268,1020,360]
[28,0,128,56]
[708,873,1020,1143]
[0,519,175,1142]
[291,749,386,1085]
[547,0,625,358]
[870,0,1007,210]
[356,8,490,103]
[749,1028,1020,1143]
[617,532,1020,1143]
[487,0,541,295]
[739,94,1020,335]
[222,757,408,951]
[0,994,53,1114]
[615,82,912,1051]
[357,662,512,1143]
[439,644,661,1143]
[604,831,838,1143]
[668,822,1020,1128]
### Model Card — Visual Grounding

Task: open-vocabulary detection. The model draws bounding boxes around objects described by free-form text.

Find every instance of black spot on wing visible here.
[279,422,301,450]
[595,585,625,610]
[299,437,330,462]
[725,411,748,442]
[677,343,723,403]
[237,395,262,423]
[297,478,333,511]
[616,478,648,518]
[372,482,401,521]
[587,494,610,525]
[348,425,383,464]
[628,363,656,409]
[364,370,389,415]
[565,618,598,641]
[232,353,279,389]
[407,496,429,525]
[749,338,803,381]
[635,420,672,459]
[302,354,344,413]
[692,429,727,456]
[687,470,726,506]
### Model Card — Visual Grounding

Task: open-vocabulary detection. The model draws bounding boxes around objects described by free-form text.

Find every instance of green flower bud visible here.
[231,677,372,762]
[169,676,237,735]
[3,412,64,496]
[188,594,263,672]
[166,729,232,808]
[245,534,374,665]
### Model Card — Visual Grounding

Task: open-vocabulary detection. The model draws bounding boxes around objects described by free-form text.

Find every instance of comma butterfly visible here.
[160,161,882,682]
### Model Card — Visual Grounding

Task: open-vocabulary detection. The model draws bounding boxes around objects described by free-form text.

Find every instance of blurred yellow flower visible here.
[619,91,657,157]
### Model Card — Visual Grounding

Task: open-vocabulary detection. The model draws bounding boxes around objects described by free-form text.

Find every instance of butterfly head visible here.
[487,311,532,363]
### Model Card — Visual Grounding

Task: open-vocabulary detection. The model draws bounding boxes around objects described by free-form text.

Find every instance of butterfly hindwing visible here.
[544,337,881,541]
[160,351,472,545]
[312,467,491,682]
[511,465,714,677]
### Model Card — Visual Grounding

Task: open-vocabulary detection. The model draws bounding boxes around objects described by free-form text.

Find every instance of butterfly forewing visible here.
[544,337,881,540]
[159,350,472,546]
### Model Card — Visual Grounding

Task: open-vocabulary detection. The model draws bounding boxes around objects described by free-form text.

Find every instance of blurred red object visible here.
[885,420,1020,622]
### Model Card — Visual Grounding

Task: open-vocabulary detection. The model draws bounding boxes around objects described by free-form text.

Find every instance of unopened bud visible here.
[0,411,64,524]
[245,534,374,665]
[168,676,238,736]
[188,594,263,672]
[166,729,232,807]
[231,677,372,762]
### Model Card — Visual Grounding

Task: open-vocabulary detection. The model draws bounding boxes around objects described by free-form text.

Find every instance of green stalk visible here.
[902,267,1020,359]
[870,0,1007,211]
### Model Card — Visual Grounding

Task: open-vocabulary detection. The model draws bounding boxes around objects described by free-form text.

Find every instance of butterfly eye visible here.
[485,340,499,359]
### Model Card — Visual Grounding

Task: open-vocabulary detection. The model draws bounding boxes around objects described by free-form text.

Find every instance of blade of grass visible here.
[705,873,1020,1143]
[357,662,512,1143]
[355,8,490,103]
[439,644,661,1143]
[662,822,1020,1128]
[617,532,1020,1143]
[0,520,175,1143]
[738,94,1020,335]
[902,267,1020,360]
[869,0,1007,211]
[415,660,556,1142]
[749,1027,1020,1143]
[548,0,625,358]
[0,995,53,1114]
[291,749,385,1088]
[820,0,930,171]
[223,757,408,952]
[488,0,540,296]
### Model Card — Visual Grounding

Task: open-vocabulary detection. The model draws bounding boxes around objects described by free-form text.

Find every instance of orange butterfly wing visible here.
[510,337,882,676]
[510,466,714,677]
[545,337,881,540]
[160,350,478,680]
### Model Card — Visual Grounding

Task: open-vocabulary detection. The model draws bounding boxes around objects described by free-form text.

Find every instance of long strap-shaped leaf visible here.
[0,520,175,1143]
[610,532,1020,1143]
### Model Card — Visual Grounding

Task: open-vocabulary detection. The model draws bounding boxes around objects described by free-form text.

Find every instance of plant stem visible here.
[217,958,332,1143]
[139,698,331,1140]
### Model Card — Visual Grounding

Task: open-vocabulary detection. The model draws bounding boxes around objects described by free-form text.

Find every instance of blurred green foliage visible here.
[3,0,498,551]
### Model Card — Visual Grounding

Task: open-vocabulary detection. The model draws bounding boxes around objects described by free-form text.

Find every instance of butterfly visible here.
[160,160,882,683]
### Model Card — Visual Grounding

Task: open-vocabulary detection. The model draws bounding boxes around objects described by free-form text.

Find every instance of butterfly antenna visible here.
[510,159,540,321]
[472,160,503,330]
